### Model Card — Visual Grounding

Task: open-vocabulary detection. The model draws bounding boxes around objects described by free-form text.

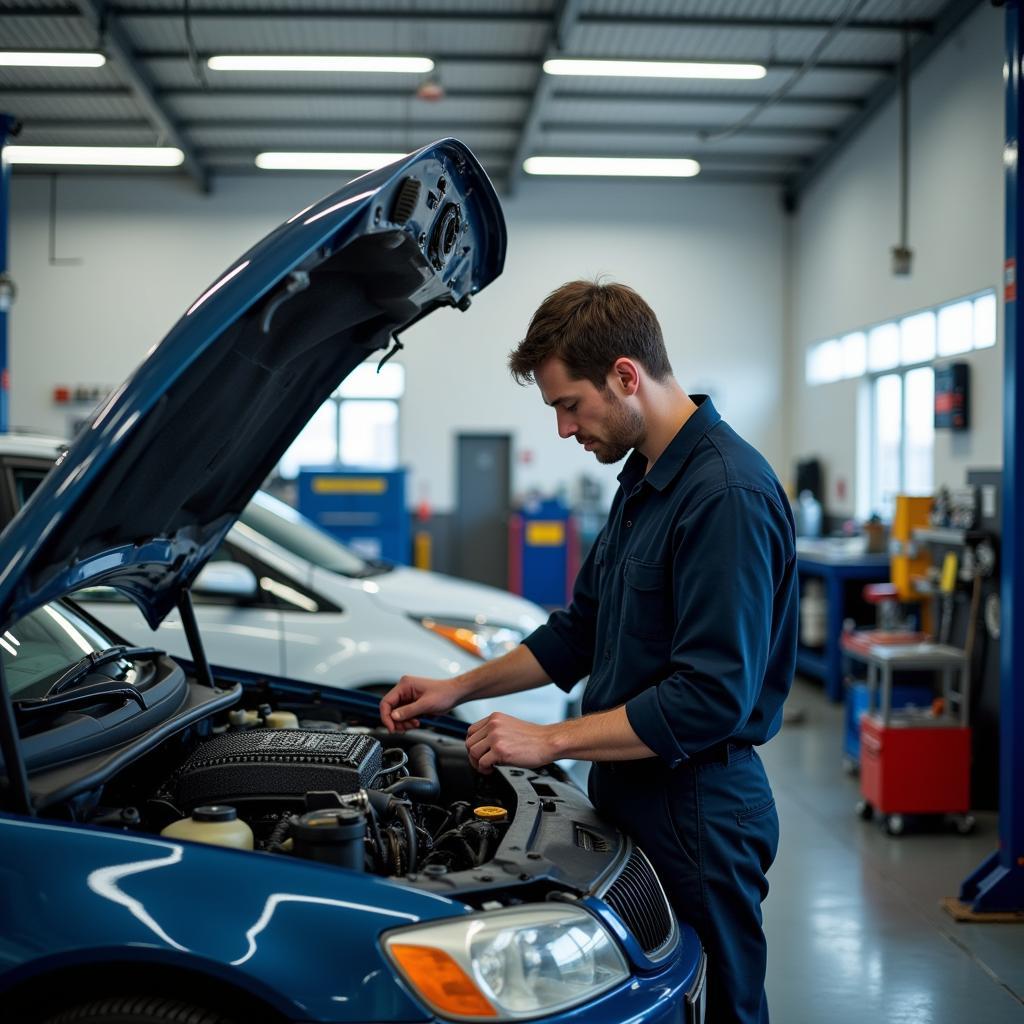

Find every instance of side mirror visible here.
[193,562,259,599]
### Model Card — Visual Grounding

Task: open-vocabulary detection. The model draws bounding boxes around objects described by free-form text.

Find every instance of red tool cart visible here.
[844,640,973,836]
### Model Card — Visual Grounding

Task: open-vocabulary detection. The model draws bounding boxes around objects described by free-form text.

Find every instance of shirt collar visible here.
[617,395,721,493]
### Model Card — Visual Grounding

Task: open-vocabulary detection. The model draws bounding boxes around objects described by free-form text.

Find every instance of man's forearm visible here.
[454,643,554,703]
[548,705,655,762]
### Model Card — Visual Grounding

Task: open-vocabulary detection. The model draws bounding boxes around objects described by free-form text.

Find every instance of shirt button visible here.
[625,520,632,528]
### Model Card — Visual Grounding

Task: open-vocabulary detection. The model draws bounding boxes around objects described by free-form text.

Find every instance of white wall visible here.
[789,4,1005,519]
[8,172,785,512]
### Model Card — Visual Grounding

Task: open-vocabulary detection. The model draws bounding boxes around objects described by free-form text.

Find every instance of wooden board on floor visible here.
[942,896,1024,923]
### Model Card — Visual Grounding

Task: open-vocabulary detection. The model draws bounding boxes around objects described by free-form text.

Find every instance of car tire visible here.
[42,996,238,1024]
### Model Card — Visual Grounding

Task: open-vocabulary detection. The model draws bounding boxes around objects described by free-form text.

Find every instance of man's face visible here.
[535,357,645,465]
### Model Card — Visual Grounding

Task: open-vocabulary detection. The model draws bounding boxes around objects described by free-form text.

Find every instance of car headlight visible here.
[419,618,525,661]
[382,904,629,1020]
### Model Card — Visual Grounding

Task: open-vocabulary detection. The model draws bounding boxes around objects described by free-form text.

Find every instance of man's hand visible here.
[466,712,559,774]
[380,675,463,733]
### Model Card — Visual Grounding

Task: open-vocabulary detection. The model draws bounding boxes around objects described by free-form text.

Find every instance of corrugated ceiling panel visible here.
[569,21,918,63]
[15,125,160,145]
[532,128,821,158]
[579,0,946,21]
[0,64,126,89]
[114,0,552,13]
[0,91,147,120]
[185,124,516,151]
[545,96,851,130]
[120,15,547,55]
[0,14,98,49]
[163,92,528,123]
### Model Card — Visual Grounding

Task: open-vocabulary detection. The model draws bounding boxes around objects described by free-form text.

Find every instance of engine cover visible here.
[171,729,383,808]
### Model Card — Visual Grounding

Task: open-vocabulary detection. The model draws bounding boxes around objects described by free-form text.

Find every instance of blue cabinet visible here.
[297,467,409,564]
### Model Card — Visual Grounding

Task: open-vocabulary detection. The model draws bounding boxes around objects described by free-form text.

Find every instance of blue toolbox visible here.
[297,466,409,564]
[843,679,935,770]
[508,497,578,608]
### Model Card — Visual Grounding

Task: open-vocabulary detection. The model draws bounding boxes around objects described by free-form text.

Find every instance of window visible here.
[806,289,997,386]
[277,361,405,477]
[867,323,900,372]
[840,332,867,378]
[867,366,934,520]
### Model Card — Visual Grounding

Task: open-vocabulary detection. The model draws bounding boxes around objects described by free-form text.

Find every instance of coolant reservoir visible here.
[160,805,254,850]
[265,711,299,729]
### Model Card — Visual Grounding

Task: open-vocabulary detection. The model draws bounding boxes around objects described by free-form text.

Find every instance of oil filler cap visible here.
[473,806,508,822]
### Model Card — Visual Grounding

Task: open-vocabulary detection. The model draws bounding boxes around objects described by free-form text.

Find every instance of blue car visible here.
[0,140,706,1024]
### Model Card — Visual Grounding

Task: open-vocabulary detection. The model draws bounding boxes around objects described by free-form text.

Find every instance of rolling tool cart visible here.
[846,640,973,835]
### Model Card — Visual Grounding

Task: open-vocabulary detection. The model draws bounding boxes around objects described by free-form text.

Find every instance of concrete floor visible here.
[761,677,1024,1023]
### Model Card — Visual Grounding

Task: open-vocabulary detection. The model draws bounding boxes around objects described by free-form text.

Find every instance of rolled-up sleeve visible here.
[521,528,603,693]
[624,486,792,765]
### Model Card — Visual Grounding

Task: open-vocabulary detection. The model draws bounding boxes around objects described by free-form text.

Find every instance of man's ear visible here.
[612,358,640,397]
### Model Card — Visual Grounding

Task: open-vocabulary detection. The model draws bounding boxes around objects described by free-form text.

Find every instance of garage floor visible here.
[762,678,1024,1023]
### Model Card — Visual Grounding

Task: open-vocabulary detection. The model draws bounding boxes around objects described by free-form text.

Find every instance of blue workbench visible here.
[795,539,891,702]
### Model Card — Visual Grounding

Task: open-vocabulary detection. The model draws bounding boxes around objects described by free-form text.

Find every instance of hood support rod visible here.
[0,661,34,815]
[177,590,216,690]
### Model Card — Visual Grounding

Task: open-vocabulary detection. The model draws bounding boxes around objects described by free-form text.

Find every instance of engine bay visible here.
[48,680,624,905]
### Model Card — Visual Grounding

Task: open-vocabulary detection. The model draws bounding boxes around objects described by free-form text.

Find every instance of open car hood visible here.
[0,139,505,633]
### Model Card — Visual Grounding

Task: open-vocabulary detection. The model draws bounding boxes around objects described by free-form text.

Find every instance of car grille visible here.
[599,845,677,960]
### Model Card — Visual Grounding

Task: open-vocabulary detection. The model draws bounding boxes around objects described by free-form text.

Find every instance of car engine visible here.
[118,703,519,880]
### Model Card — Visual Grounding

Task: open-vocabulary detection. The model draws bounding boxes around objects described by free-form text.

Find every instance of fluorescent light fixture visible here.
[4,146,184,167]
[0,51,106,68]
[524,156,701,178]
[544,58,766,80]
[256,152,404,171]
[208,55,433,74]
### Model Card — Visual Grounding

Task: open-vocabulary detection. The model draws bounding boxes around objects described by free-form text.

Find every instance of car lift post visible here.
[0,114,16,434]
[959,0,1024,913]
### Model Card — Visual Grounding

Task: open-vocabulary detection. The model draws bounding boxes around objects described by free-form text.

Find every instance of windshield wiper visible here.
[41,646,164,700]
[14,681,148,719]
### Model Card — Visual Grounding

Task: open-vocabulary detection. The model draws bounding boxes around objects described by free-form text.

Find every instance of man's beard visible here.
[589,396,645,464]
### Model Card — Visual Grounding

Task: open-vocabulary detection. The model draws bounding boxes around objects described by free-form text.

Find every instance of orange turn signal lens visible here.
[422,620,483,657]
[388,943,497,1018]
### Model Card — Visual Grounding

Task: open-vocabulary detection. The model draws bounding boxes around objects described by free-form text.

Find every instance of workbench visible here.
[795,539,891,701]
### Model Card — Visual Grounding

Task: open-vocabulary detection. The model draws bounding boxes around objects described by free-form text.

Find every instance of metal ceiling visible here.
[0,0,986,198]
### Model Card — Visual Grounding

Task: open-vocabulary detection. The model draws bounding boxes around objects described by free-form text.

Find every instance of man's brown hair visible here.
[509,280,672,389]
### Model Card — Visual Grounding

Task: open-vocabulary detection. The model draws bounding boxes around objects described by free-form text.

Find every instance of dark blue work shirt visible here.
[523,396,798,767]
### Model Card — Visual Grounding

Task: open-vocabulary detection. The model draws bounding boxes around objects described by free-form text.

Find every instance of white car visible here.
[77,490,578,725]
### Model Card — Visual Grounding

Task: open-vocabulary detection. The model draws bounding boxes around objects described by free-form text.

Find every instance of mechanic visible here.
[379,280,798,1024]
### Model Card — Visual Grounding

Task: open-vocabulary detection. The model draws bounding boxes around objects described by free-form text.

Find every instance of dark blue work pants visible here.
[590,746,779,1024]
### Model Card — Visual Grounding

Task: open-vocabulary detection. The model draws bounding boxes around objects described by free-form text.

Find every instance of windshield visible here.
[240,491,375,577]
[0,603,120,699]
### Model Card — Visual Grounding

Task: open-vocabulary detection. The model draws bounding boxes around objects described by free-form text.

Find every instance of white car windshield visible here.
[241,491,379,577]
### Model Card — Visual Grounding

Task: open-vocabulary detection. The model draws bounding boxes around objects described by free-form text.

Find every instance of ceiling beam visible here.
[0,85,863,109]
[577,13,933,34]
[68,0,209,190]
[133,49,897,74]
[784,0,983,205]
[17,117,831,142]
[506,0,584,196]
[1,4,933,34]
[0,46,897,74]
